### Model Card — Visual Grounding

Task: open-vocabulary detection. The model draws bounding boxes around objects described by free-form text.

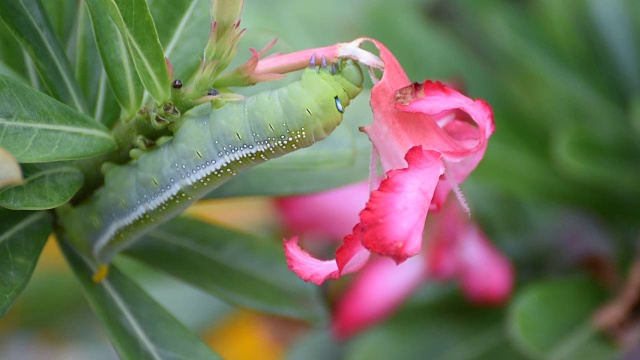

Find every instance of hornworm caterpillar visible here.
[60,58,364,264]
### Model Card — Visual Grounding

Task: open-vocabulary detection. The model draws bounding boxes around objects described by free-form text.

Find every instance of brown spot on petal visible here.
[394,82,424,105]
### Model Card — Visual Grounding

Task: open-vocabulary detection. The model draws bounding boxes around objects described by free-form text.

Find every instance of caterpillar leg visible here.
[309,53,317,68]
[307,53,329,69]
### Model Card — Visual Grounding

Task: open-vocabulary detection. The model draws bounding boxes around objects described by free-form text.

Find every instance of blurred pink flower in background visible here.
[283,38,496,285]
[277,185,513,339]
[275,182,370,241]
[275,37,513,338]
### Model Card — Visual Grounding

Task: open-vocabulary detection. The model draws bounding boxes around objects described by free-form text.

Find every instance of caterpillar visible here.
[60,58,364,264]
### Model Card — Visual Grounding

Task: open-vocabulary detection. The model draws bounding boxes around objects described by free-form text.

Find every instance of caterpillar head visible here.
[336,59,364,100]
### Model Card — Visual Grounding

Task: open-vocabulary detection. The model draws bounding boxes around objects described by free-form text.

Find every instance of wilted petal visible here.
[395,81,495,211]
[332,255,426,339]
[283,236,340,285]
[360,147,443,263]
[284,226,371,285]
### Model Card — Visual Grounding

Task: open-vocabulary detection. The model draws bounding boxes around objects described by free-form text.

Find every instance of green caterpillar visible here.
[60,58,364,264]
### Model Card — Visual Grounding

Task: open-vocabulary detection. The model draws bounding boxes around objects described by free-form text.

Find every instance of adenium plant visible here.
[0,0,508,357]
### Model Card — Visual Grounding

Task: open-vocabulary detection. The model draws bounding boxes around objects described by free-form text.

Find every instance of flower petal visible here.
[394,81,495,211]
[425,198,513,304]
[356,39,415,172]
[360,146,444,263]
[395,81,495,159]
[275,181,370,241]
[394,80,494,172]
[284,225,371,285]
[283,237,340,285]
[332,255,426,339]
[458,226,514,305]
[336,224,371,274]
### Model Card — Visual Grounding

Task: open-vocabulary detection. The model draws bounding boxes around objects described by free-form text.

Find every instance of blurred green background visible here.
[2,0,638,359]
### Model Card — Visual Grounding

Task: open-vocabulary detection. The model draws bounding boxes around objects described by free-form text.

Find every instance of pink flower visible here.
[332,199,513,339]
[276,184,513,339]
[284,38,496,284]
[425,199,514,305]
[275,182,370,241]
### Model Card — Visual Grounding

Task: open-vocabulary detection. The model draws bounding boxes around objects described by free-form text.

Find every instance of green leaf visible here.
[0,0,88,113]
[8,264,85,327]
[587,0,640,95]
[0,164,83,210]
[60,238,221,360]
[508,277,617,360]
[0,210,52,317]
[149,0,210,83]
[85,0,143,119]
[209,146,369,198]
[71,2,107,117]
[0,20,30,82]
[552,124,640,200]
[207,91,372,198]
[97,0,171,104]
[0,75,116,163]
[125,216,328,323]
[287,330,344,360]
[0,146,23,189]
[93,70,122,129]
[115,256,234,332]
[41,0,81,52]
[0,60,28,85]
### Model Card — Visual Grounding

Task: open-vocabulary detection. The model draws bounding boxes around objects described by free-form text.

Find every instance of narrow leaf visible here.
[149,0,210,83]
[0,146,23,189]
[208,149,369,197]
[0,0,88,113]
[94,70,122,129]
[207,92,372,198]
[0,210,52,316]
[85,0,143,118]
[508,277,617,360]
[0,20,29,81]
[71,1,106,115]
[0,60,28,85]
[126,216,328,323]
[0,75,115,163]
[0,164,83,210]
[41,0,80,52]
[98,0,171,104]
[60,238,221,360]
[287,330,344,360]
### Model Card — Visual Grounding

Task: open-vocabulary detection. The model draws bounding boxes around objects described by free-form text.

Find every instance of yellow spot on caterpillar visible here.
[92,264,110,283]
